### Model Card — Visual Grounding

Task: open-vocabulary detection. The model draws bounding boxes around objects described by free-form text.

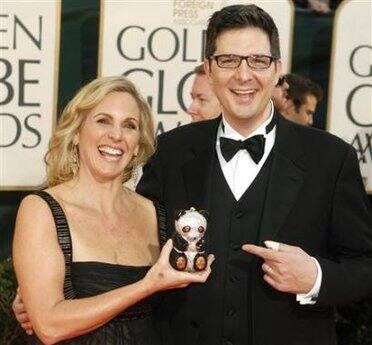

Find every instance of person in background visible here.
[281,73,323,126]
[12,76,213,344]
[187,64,222,122]
[294,0,332,14]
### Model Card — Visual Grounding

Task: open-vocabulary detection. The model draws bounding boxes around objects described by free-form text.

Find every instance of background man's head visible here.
[204,4,282,135]
[187,64,221,122]
[281,73,323,126]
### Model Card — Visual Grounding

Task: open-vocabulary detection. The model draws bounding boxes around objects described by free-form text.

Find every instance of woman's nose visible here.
[108,126,123,141]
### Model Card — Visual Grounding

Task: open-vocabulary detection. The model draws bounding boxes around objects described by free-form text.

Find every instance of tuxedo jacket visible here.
[137,114,372,345]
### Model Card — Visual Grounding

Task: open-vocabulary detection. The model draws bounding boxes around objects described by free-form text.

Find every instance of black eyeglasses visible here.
[211,54,276,70]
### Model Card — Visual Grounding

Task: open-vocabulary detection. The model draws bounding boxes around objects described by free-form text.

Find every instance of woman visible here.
[12,76,213,344]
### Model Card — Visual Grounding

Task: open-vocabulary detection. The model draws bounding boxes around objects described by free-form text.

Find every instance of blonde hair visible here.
[45,76,155,186]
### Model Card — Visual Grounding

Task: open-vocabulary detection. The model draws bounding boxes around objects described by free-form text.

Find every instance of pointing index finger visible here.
[242,244,282,262]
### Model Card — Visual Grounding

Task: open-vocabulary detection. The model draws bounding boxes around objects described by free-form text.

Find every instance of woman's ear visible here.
[73,133,79,146]
[134,145,139,157]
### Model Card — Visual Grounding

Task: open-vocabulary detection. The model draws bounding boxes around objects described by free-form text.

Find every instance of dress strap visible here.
[33,191,75,299]
[153,200,168,247]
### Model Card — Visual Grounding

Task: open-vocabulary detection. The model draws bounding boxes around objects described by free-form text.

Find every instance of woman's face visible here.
[75,91,141,182]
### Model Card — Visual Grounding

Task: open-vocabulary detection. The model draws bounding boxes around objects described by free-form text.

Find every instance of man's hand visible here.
[242,241,317,294]
[12,288,33,335]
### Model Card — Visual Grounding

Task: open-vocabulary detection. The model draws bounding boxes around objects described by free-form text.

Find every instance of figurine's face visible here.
[175,210,207,243]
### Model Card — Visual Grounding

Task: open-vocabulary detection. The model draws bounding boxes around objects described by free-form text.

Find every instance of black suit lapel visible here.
[182,117,221,210]
[259,115,308,243]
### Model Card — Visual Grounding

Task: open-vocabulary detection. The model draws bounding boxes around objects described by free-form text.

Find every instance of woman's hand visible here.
[143,239,215,293]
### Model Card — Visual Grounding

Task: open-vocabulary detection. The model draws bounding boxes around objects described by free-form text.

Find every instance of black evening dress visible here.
[27,190,162,345]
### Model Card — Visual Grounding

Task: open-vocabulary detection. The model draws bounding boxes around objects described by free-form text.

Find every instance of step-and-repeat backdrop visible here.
[327,0,372,193]
[98,0,293,133]
[1,0,371,193]
[1,1,60,189]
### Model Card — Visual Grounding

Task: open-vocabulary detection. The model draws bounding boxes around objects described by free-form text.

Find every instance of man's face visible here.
[285,94,317,126]
[187,74,221,122]
[205,27,281,136]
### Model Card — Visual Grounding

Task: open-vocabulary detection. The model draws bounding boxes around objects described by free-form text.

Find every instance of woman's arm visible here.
[13,195,213,344]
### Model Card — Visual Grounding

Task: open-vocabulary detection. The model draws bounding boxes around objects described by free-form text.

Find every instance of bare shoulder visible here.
[14,193,58,251]
[15,193,57,240]
[18,183,69,221]
[18,193,54,223]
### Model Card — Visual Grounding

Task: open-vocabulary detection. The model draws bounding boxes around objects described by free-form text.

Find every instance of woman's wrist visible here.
[139,273,158,296]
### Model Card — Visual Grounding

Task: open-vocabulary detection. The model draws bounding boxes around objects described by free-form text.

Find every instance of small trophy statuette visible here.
[170,207,208,272]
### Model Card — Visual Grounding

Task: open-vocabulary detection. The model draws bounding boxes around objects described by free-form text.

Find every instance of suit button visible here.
[235,211,243,218]
[229,274,239,282]
[224,340,233,345]
[226,308,235,316]
[230,243,240,251]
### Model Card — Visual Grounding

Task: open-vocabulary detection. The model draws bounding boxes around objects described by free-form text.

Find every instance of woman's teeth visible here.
[98,145,123,156]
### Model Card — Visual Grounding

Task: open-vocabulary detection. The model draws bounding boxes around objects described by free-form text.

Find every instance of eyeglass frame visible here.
[209,54,278,70]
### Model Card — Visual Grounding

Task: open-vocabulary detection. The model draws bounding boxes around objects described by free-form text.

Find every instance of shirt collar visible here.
[219,100,275,141]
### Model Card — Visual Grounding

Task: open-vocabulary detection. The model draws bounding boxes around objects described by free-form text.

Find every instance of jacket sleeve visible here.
[316,146,372,306]
[136,138,169,246]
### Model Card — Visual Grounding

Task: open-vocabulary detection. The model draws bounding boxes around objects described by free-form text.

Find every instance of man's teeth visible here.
[98,146,123,156]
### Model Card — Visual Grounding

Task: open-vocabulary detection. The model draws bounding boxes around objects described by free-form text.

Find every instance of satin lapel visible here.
[182,117,221,210]
[259,115,308,243]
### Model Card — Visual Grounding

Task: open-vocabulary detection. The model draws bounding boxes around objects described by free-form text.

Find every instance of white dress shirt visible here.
[216,102,276,201]
[215,100,321,304]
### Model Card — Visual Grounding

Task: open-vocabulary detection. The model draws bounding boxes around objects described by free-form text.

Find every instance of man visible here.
[281,73,323,126]
[14,4,372,345]
[187,64,222,122]
[137,4,372,345]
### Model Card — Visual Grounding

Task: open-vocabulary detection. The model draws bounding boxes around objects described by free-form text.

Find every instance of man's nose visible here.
[236,59,253,82]
[187,101,199,120]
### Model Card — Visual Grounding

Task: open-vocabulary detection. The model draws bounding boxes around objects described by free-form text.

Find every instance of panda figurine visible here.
[170,207,208,272]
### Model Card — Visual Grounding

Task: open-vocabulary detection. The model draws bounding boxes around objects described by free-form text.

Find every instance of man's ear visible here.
[274,59,283,85]
[204,58,211,77]
[284,99,297,117]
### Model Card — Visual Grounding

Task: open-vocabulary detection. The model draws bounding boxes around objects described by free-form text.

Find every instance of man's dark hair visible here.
[285,74,323,112]
[205,4,281,59]
[193,64,205,76]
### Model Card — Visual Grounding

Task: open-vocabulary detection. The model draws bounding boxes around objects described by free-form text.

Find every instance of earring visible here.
[132,165,139,184]
[70,145,79,175]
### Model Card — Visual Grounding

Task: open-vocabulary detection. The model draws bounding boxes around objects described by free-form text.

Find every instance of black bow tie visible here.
[220,135,266,164]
